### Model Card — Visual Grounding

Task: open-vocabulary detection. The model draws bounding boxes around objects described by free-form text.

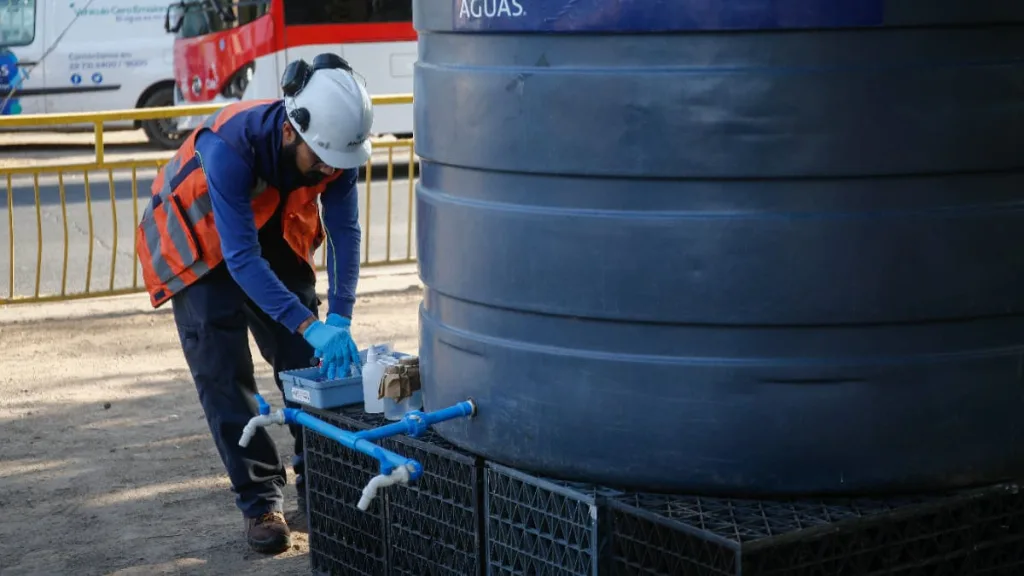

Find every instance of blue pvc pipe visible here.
[282,408,424,479]
[355,401,476,442]
[254,394,476,481]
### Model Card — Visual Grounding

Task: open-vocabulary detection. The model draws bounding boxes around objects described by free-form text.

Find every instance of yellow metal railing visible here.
[0,94,419,306]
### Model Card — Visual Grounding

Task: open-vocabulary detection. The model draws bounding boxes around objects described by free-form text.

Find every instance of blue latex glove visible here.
[324,313,362,372]
[303,315,360,379]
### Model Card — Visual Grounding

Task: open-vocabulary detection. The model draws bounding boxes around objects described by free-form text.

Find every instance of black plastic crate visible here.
[485,461,626,575]
[608,483,1024,576]
[380,424,485,576]
[303,405,485,576]
[304,407,388,576]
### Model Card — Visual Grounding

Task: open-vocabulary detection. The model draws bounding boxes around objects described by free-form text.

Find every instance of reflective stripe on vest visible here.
[137,154,212,303]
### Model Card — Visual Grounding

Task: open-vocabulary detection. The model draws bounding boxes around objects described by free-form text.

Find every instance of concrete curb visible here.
[0,263,423,325]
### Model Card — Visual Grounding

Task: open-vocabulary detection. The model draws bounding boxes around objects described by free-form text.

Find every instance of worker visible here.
[134,54,371,554]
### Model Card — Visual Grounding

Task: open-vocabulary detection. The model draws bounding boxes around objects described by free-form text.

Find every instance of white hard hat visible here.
[284,66,374,170]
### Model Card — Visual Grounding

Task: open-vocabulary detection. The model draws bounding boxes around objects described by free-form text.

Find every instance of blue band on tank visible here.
[451,0,885,32]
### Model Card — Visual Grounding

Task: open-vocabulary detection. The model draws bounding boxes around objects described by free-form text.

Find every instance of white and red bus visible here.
[164,0,414,137]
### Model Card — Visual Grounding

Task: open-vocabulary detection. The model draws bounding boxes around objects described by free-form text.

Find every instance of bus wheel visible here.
[140,86,186,150]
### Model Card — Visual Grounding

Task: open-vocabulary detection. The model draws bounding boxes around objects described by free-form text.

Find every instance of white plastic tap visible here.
[357,464,413,511]
[239,410,286,448]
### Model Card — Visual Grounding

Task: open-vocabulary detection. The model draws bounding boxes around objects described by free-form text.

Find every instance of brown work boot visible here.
[244,511,291,554]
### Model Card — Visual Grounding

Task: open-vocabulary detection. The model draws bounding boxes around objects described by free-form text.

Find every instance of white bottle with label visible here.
[361,346,387,413]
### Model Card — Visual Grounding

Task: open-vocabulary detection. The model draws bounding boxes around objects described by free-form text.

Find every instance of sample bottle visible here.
[362,347,386,413]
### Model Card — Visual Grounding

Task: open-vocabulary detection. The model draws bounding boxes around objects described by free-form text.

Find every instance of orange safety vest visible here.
[135,99,342,308]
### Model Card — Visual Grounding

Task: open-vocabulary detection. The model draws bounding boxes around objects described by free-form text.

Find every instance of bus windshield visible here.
[170,0,268,40]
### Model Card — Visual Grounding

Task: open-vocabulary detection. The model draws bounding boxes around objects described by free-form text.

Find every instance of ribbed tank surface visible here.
[413,1,1024,495]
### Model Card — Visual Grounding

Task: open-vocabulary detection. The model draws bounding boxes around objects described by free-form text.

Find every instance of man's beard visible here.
[282,141,326,187]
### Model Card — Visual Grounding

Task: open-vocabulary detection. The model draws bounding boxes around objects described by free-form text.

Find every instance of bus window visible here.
[234,0,269,26]
[0,0,35,47]
[283,0,411,26]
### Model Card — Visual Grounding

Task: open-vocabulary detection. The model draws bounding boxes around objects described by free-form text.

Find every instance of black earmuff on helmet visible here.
[281,53,354,132]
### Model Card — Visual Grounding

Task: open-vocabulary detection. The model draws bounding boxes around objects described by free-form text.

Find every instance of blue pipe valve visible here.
[239,394,477,511]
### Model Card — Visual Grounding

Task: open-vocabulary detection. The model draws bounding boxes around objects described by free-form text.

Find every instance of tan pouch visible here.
[378,356,421,401]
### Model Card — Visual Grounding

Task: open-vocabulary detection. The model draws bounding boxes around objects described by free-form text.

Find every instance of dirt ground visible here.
[0,286,423,576]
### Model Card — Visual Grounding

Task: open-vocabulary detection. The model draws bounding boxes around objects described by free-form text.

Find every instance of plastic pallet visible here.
[484,461,624,575]
[607,483,1024,576]
[304,405,486,576]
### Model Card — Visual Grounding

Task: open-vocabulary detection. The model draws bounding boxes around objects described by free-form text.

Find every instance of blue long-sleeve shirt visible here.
[193,125,361,333]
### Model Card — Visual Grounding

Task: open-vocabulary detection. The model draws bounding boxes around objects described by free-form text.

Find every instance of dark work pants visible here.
[170,264,317,518]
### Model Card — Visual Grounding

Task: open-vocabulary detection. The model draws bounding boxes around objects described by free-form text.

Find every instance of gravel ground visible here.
[0,282,423,576]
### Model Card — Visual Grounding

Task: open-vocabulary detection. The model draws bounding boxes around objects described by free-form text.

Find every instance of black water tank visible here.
[413,1,1024,496]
